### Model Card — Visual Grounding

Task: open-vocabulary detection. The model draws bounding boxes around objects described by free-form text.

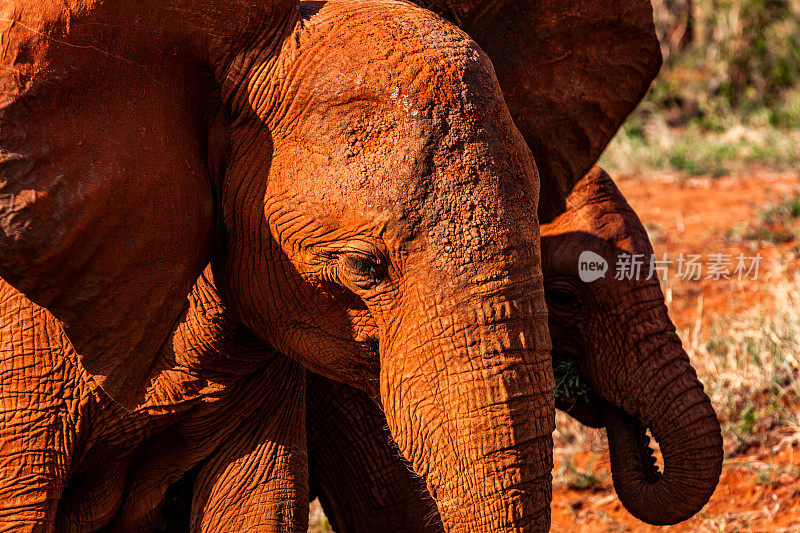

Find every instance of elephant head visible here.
[542,167,723,525]
[304,167,723,531]
[0,0,554,530]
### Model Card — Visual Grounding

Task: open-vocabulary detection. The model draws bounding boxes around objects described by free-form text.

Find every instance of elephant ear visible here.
[0,0,294,408]
[431,0,662,221]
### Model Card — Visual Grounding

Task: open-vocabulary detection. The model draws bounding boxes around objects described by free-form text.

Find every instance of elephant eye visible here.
[342,253,382,278]
[336,250,387,290]
[545,279,581,315]
[319,241,389,292]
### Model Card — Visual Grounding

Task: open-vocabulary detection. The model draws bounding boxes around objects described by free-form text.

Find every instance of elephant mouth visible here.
[552,350,663,483]
[552,351,603,428]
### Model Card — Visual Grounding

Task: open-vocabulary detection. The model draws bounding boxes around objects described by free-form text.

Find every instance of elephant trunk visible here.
[601,334,723,525]
[382,288,555,532]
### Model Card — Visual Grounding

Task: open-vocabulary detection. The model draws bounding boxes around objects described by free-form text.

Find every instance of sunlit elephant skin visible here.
[306,371,442,533]
[306,167,723,530]
[0,270,308,532]
[411,0,663,221]
[0,0,553,531]
[541,167,722,525]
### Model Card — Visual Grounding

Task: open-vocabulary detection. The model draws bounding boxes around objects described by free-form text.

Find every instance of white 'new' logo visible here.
[578,251,608,282]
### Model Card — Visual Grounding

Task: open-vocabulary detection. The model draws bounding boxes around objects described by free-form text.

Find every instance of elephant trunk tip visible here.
[602,401,723,526]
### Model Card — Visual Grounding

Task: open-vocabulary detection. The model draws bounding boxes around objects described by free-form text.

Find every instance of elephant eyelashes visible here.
[343,254,380,276]
[336,251,387,290]
[544,280,582,315]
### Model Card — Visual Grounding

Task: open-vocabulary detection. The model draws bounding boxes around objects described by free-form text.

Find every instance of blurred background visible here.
[310,2,800,531]
[604,0,800,177]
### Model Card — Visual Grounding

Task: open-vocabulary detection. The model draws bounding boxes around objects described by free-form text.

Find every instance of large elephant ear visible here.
[0,0,294,408]
[426,0,662,221]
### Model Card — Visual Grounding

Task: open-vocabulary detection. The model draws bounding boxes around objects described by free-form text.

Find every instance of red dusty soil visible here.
[616,169,800,332]
[551,169,800,533]
[552,445,800,532]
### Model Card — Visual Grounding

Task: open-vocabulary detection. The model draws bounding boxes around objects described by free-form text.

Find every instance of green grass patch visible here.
[728,193,800,244]
[553,358,592,402]
[601,0,800,176]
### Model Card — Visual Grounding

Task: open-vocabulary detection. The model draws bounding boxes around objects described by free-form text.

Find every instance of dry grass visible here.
[727,192,800,244]
[682,270,800,453]
[600,109,800,177]
[554,453,608,491]
[601,0,800,177]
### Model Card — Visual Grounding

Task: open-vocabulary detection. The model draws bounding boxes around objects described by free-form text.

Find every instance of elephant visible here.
[408,0,664,222]
[0,0,667,531]
[305,167,724,530]
[0,269,309,532]
[0,0,558,531]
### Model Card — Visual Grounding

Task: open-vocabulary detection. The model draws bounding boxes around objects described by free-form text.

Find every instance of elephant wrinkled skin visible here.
[414,0,663,221]
[0,0,669,529]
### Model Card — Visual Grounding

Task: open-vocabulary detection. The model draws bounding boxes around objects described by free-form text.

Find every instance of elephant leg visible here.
[190,356,309,533]
[306,372,442,533]
[0,283,89,532]
[102,354,308,533]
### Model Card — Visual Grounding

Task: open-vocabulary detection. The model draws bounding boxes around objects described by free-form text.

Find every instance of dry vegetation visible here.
[308,501,332,533]
[601,0,800,177]
[689,271,800,452]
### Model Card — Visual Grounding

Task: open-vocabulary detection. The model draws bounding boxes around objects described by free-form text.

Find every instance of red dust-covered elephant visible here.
[1,1,545,531]
[306,168,723,530]
[0,0,670,531]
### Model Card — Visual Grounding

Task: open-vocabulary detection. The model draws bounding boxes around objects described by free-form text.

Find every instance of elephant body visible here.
[0,0,557,530]
[541,168,723,525]
[0,0,667,529]
[0,270,309,531]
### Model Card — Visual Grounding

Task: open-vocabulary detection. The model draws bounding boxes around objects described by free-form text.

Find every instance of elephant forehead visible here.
[541,169,654,256]
[542,202,652,257]
[270,121,536,246]
[263,0,538,246]
[274,0,502,132]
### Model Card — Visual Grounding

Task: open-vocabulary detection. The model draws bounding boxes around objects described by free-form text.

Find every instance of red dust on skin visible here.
[0,1,556,531]
[0,0,666,531]
[302,167,725,530]
[304,169,800,532]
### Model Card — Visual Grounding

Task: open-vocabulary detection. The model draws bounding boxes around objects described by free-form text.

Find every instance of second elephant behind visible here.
[306,167,724,531]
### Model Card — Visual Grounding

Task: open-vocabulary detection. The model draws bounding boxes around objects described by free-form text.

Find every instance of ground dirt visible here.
[615,169,800,332]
